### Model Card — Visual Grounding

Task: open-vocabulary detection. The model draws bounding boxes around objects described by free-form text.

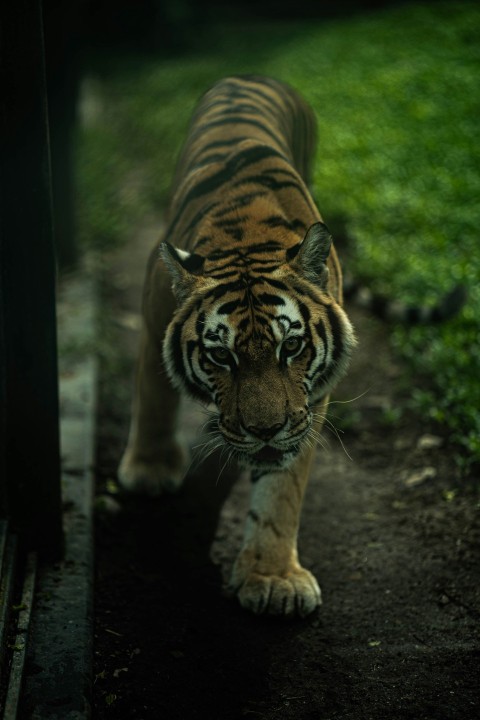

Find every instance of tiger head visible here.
[160,222,356,471]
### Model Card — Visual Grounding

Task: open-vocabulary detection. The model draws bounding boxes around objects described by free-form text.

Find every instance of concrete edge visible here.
[20,267,98,719]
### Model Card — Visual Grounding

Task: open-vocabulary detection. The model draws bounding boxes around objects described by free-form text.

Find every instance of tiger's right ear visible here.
[159,242,205,302]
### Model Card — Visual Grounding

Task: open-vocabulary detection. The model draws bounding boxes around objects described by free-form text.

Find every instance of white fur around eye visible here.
[272,296,305,360]
[207,346,238,370]
[281,336,305,364]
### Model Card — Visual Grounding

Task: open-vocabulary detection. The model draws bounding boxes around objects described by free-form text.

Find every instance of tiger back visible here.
[119,75,356,618]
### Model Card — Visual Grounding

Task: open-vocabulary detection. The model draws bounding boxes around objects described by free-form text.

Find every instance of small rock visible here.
[417,434,443,451]
[404,466,437,487]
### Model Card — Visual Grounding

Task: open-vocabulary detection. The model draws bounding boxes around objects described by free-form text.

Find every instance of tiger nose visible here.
[246,422,284,442]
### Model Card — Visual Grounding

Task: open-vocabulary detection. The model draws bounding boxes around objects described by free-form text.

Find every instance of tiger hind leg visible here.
[118,326,189,496]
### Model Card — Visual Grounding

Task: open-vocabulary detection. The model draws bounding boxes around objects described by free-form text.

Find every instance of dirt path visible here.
[93,223,479,720]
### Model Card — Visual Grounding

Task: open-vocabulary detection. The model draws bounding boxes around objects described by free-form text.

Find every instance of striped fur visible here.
[119,76,356,617]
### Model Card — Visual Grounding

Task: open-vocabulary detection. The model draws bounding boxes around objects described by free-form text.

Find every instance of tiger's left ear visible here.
[159,242,205,303]
[286,222,332,287]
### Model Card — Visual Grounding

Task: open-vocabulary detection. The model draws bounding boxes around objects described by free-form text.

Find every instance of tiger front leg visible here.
[230,443,321,618]
[118,327,189,497]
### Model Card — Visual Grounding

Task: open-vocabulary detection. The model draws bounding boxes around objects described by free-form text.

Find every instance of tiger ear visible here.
[287,222,332,287]
[159,242,205,302]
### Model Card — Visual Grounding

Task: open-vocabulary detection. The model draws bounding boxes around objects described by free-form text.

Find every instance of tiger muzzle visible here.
[244,421,285,442]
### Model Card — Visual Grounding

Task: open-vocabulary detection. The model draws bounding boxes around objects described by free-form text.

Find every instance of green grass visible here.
[76,2,480,470]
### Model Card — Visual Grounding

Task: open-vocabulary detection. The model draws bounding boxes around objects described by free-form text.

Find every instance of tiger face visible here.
[162,222,356,471]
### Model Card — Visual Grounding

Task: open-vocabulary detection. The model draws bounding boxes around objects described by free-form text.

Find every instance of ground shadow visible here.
[95,438,358,718]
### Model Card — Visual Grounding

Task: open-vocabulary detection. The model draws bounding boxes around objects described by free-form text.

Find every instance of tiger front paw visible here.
[230,562,322,618]
[118,440,189,497]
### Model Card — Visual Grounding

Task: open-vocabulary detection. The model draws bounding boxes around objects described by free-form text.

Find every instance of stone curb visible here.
[18,267,97,719]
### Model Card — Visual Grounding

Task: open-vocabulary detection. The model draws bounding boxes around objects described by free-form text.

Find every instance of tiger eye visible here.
[210,347,230,363]
[283,337,302,354]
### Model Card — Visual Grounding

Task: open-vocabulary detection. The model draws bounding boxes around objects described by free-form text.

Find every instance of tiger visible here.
[118,75,357,618]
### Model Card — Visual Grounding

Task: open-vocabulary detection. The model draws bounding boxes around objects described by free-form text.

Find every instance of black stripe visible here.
[193,235,212,250]
[311,322,328,376]
[167,145,287,237]
[245,240,283,254]
[212,99,286,135]
[286,243,301,261]
[218,300,239,315]
[208,101,277,119]
[171,322,185,381]
[216,78,285,115]
[325,305,343,365]
[251,314,270,327]
[205,329,219,342]
[190,116,290,154]
[206,280,246,300]
[315,319,328,350]
[257,293,285,306]
[195,136,249,153]
[298,300,311,324]
[213,215,248,228]
[196,311,206,338]
[225,228,244,241]
[188,136,249,167]
[229,79,286,116]
[193,152,229,168]
[232,173,305,198]
[213,191,267,219]
[277,315,302,330]
[180,201,221,245]
[250,265,281,273]
[207,248,240,262]
[208,269,239,280]
[291,281,321,304]
[187,339,215,393]
[262,277,289,292]
[170,323,208,400]
[261,215,305,231]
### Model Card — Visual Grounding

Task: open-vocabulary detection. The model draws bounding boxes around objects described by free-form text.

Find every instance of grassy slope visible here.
[77,2,480,468]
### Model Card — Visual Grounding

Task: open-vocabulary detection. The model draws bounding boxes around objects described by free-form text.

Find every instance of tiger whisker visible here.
[312,412,346,436]
[216,446,235,486]
[188,434,224,473]
[326,389,370,407]
[307,415,353,457]
[192,425,221,444]
[307,429,330,452]
[319,420,353,461]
